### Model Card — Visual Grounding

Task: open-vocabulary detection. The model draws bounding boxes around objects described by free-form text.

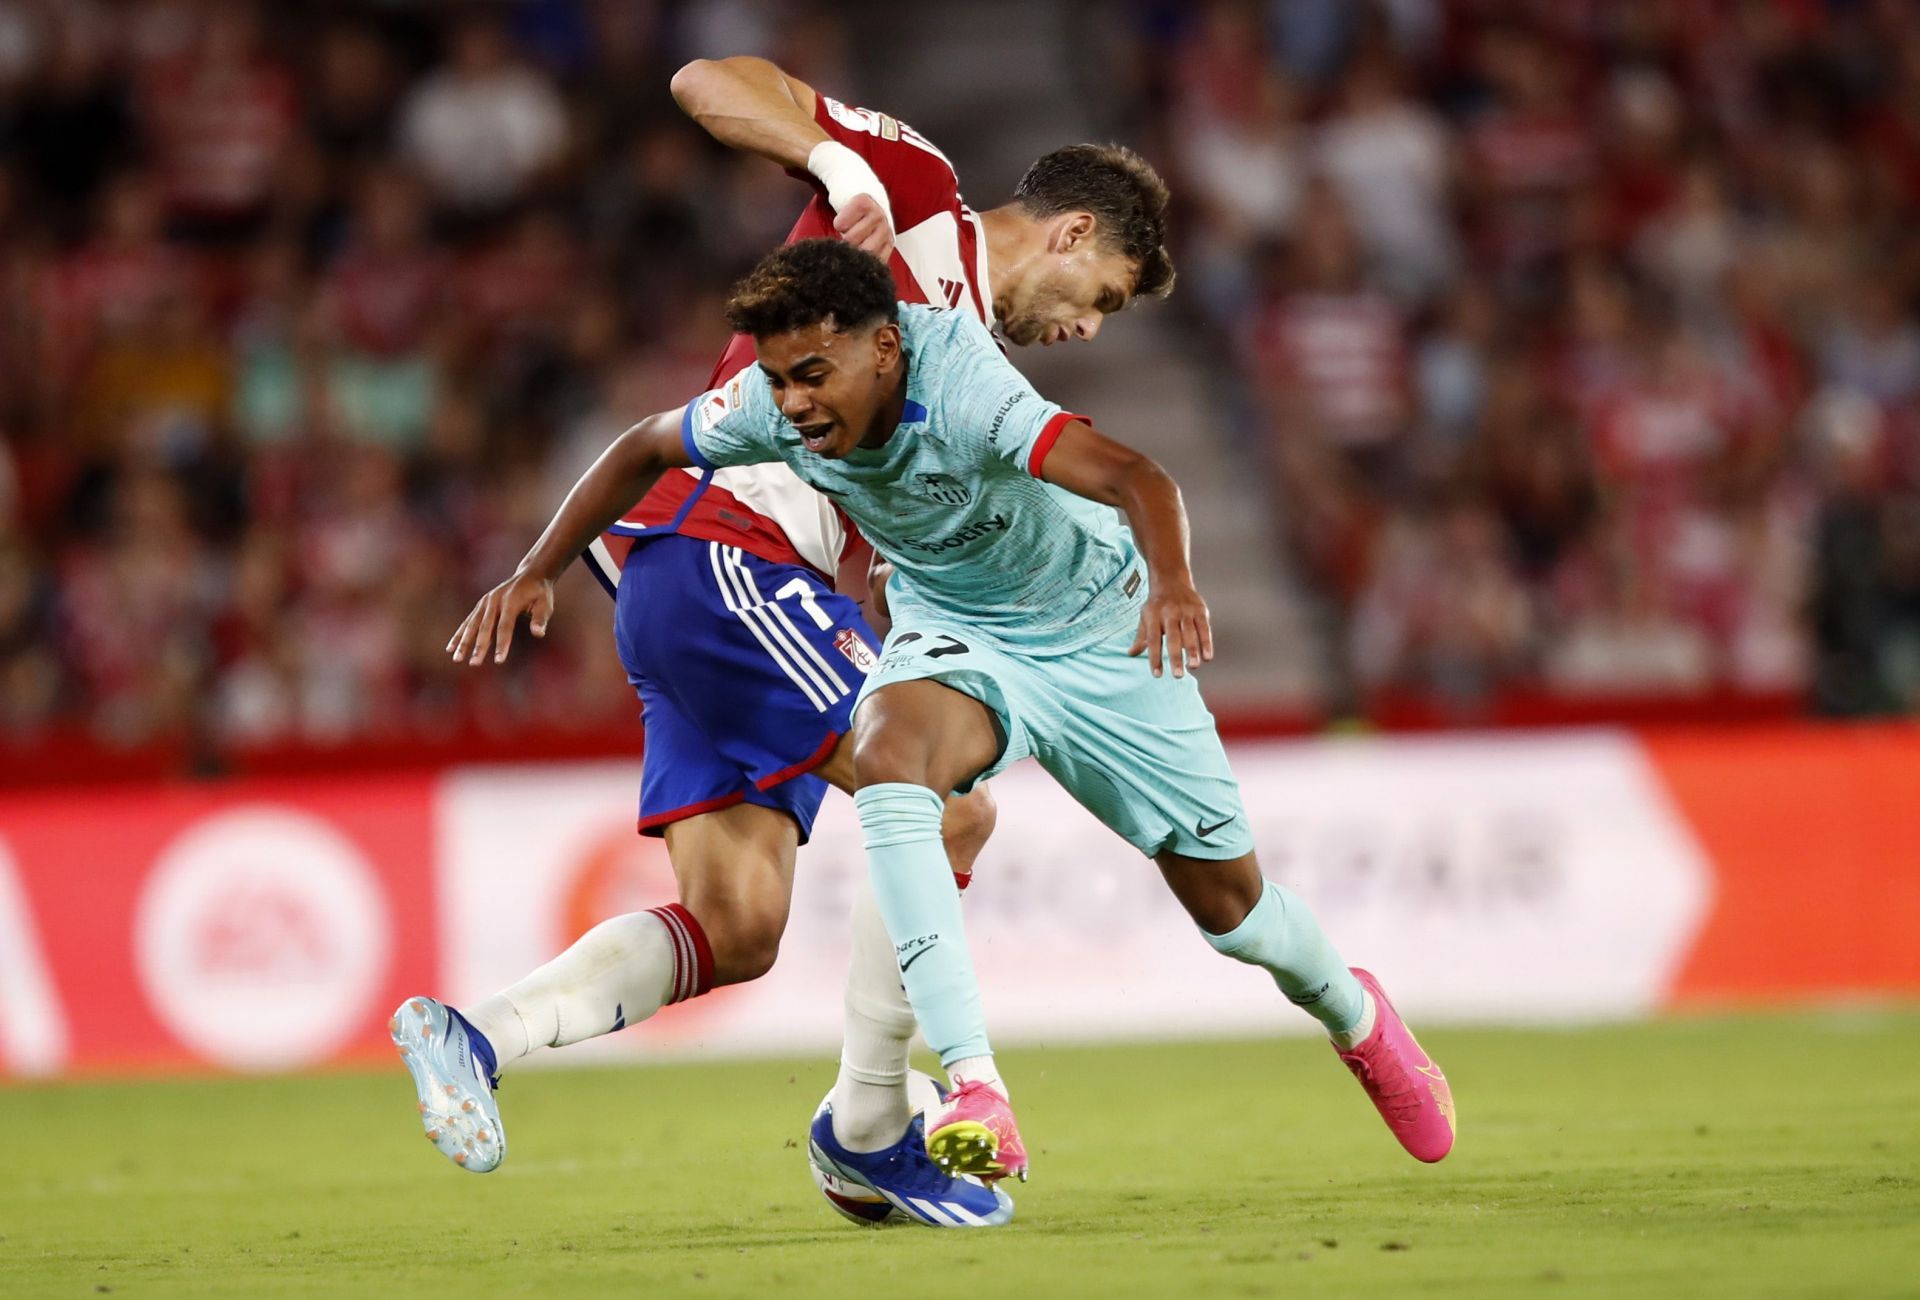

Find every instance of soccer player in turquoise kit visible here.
[413,56,1174,1228]
[455,238,1456,1185]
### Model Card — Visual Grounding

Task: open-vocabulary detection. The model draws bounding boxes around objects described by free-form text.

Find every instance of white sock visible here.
[829,880,918,1152]
[1330,991,1378,1051]
[463,992,531,1065]
[463,909,694,1071]
[948,1054,1005,1097]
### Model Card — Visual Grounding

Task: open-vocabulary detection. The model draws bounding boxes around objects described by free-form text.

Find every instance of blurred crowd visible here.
[4,0,1920,765]
[1123,0,1920,714]
[0,0,862,753]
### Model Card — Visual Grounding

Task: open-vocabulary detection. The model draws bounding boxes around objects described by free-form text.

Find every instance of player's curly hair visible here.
[724,239,900,338]
[1014,144,1175,300]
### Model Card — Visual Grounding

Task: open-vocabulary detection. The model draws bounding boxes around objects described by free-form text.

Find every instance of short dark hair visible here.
[1014,144,1175,300]
[724,239,899,338]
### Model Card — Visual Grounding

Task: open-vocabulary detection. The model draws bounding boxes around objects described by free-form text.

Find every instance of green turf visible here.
[3,1011,1918,1298]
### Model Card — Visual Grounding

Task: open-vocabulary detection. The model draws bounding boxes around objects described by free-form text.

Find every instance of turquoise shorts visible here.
[855,616,1254,861]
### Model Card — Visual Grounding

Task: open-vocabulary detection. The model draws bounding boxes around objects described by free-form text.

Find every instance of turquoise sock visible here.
[1204,880,1365,1036]
[854,783,990,1065]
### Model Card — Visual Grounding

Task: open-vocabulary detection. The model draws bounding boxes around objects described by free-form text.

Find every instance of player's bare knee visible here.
[850,723,936,790]
[1193,890,1259,937]
[704,902,786,985]
[679,872,790,987]
[717,925,783,984]
[1159,852,1264,935]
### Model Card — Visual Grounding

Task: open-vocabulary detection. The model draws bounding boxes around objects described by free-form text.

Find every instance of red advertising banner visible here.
[0,775,435,1077]
[1648,725,1920,1004]
[2,725,1916,1080]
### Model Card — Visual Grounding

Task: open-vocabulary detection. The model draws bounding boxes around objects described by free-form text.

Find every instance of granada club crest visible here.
[914,472,972,505]
[834,628,879,674]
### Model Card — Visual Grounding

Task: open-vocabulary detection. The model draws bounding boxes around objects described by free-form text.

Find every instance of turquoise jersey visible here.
[684,304,1144,654]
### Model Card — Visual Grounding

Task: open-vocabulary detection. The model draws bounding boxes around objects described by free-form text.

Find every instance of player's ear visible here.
[872,321,902,374]
[1051,212,1097,255]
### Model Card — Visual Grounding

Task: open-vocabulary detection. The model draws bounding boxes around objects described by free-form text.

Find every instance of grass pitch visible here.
[4,1011,1917,1299]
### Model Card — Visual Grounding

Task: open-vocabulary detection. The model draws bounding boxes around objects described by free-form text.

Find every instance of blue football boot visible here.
[808,1100,1015,1227]
[391,996,505,1173]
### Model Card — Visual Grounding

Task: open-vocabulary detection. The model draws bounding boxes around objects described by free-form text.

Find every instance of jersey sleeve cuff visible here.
[1028,411,1087,480]
[681,400,717,470]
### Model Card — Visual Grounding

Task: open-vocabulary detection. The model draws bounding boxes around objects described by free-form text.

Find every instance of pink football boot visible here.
[925,1079,1030,1183]
[1334,968,1456,1163]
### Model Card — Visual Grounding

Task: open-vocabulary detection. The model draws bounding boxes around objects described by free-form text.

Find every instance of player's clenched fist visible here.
[1130,582,1214,679]
[833,193,895,261]
[447,571,555,666]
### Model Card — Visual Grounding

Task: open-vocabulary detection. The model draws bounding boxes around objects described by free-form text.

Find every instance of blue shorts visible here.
[615,536,877,843]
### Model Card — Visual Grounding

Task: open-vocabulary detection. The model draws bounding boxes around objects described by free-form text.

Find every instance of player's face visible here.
[755,320,903,458]
[1000,216,1137,348]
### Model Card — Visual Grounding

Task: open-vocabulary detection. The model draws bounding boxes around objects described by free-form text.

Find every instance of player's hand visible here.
[833,193,895,261]
[447,571,555,666]
[1130,581,1214,679]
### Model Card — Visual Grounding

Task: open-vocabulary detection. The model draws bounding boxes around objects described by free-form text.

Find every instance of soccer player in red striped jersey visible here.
[395,57,1173,1223]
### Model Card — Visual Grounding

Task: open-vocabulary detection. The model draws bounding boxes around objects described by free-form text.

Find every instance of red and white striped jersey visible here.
[585,94,995,594]
[142,57,298,219]
[1252,289,1409,448]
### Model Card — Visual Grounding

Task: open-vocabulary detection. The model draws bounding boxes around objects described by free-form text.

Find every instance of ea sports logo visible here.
[135,807,391,1071]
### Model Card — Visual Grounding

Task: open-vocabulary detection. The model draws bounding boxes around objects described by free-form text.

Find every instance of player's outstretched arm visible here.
[447,409,693,666]
[668,56,893,258]
[1036,422,1215,679]
[669,56,824,168]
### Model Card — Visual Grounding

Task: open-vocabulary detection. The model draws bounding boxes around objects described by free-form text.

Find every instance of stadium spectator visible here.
[38,174,192,393]
[314,168,446,450]
[1460,21,1594,298]
[59,463,222,743]
[302,19,405,235]
[1819,272,1920,406]
[7,9,137,243]
[1164,1,1304,324]
[137,1,297,243]
[1244,180,1410,609]
[1631,158,1747,331]
[397,12,570,226]
[1121,2,1920,716]
[1350,492,1534,701]
[1314,47,1456,305]
[455,207,583,418]
[1248,180,1410,462]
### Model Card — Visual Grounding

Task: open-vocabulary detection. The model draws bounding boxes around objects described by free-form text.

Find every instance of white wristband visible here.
[806,140,894,229]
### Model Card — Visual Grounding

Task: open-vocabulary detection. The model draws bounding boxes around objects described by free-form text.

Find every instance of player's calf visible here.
[1183,866,1370,1041]
[440,902,715,1099]
[664,805,796,986]
[1177,865,1455,1158]
[939,785,996,874]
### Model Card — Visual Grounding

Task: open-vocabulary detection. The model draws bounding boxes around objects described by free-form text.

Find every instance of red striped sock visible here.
[648,903,714,1003]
